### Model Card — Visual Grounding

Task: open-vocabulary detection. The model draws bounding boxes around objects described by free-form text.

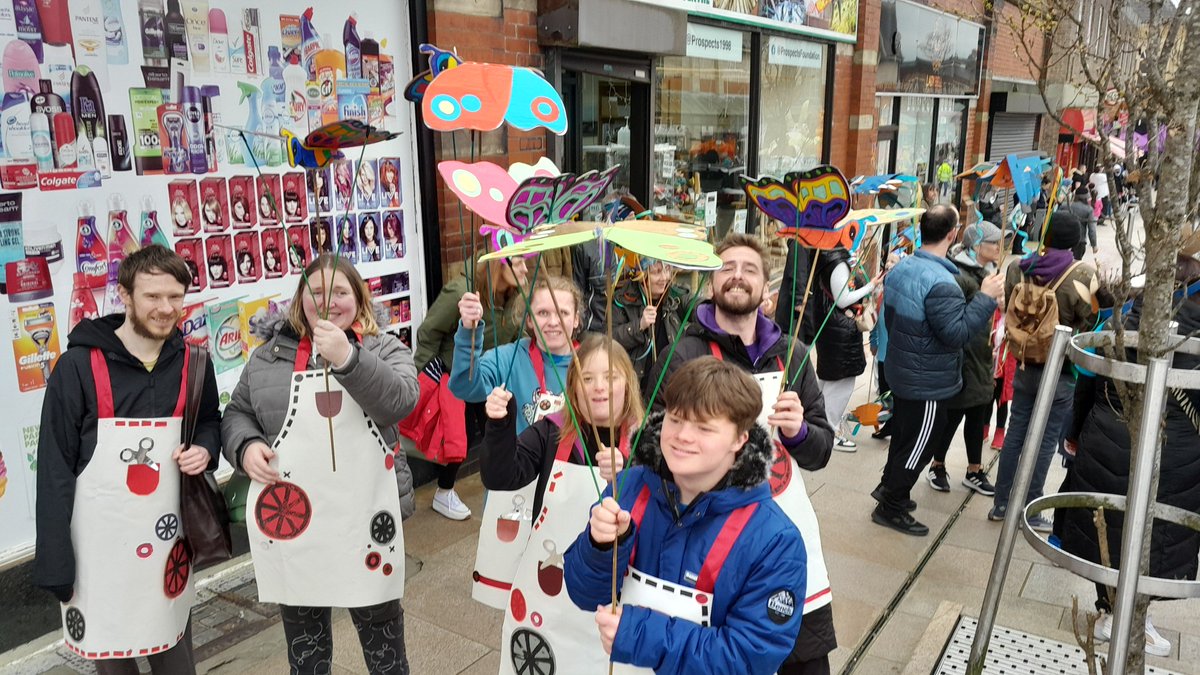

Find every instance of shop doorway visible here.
[560,53,652,211]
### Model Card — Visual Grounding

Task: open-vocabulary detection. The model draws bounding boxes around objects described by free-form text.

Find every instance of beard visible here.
[128,305,179,340]
[714,279,763,316]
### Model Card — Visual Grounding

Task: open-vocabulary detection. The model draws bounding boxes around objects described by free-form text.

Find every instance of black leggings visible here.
[93,619,194,674]
[931,403,990,466]
[281,601,408,675]
[993,378,1008,430]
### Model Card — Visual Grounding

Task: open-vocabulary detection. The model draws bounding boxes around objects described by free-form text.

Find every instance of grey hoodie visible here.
[220,312,419,518]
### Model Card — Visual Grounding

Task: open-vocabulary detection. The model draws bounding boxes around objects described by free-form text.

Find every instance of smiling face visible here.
[646,261,672,298]
[712,246,766,316]
[303,268,358,330]
[574,350,626,427]
[172,200,190,227]
[119,272,186,340]
[660,409,747,492]
[528,288,578,355]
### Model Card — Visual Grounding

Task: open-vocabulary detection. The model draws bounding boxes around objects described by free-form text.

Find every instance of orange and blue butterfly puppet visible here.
[404,43,566,135]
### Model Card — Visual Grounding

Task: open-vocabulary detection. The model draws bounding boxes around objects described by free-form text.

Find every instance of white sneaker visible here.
[1092,612,1172,657]
[432,488,472,521]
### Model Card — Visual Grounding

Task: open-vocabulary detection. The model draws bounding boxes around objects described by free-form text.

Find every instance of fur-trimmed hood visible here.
[633,411,775,490]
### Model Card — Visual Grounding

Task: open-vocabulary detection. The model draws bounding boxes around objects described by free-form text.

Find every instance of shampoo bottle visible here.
[35,0,72,46]
[1,93,33,160]
[70,66,106,148]
[164,0,188,62]
[41,42,74,106]
[99,0,126,65]
[14,0,44,61]
[208,8,227,73]
[343,14,361,79]
[68,0,108,83]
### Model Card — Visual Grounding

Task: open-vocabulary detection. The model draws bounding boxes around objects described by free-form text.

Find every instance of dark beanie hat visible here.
[1046,211,1082,250]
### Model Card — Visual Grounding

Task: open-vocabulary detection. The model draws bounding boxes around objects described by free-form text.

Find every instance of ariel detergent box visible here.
[205,297,246,374]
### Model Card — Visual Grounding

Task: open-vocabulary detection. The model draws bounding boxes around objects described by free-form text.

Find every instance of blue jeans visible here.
[992,366,1076,512]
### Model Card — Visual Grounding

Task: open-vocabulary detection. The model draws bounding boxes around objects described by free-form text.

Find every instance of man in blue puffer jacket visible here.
[872,205,1005,535]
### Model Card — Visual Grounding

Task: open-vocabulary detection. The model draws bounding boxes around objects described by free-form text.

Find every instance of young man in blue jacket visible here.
[872,205,1004,535]
[565,357,807,674]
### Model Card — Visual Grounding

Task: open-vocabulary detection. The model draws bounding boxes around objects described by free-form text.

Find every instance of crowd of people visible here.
[30,167,1196,673]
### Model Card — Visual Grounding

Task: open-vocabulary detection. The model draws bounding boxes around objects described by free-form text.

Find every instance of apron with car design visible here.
[501,428,629,675]
[61,348,194,659]
[247,339,405,607]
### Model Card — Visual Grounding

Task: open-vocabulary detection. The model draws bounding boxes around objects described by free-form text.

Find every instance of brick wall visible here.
[425,0,547,276]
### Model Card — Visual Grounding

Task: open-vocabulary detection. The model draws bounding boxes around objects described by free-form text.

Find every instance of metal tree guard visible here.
[968,326,1200,674]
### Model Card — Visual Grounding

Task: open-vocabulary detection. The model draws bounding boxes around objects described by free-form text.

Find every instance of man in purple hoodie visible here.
[646,233,837,675]
[989,211,1098,529]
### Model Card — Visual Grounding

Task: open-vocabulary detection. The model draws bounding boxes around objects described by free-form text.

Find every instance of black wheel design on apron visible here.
[65,607,85,641]
[370,511,396,544]
[156,513,180,541]
[768,442,792,497]
[255,481,313,540]
[164,540,191,598]
[510,628,555,675]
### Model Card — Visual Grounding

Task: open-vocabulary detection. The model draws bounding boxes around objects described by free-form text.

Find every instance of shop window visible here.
[758,36,827,177]
[653,32,751,238]
[895,97,934,182]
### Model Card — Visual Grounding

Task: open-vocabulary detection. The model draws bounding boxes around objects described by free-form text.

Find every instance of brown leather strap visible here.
[181,344,208,448]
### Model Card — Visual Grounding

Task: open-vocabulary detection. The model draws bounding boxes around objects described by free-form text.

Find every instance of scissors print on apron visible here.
[60,348,193,659]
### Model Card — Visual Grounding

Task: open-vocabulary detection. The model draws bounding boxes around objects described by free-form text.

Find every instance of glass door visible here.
[561,56,651,212]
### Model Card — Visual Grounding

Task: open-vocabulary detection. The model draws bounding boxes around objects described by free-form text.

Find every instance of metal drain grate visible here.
[936,616,1180,675]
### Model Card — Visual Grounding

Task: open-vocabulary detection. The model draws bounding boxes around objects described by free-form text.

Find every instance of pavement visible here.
[5,204,1197,675]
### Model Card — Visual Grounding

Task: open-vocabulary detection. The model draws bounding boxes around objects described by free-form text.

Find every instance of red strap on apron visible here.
[695,502,760,593]
[527,340,577,394]
[90,346,189,419]
[627,484,652,567]
[294,338,313,372]
[554,425,632,463]
[707,341,784,372]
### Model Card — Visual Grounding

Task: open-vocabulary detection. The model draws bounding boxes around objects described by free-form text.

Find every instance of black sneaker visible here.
[872,505,930,536]
[962,471,996,496]
[870,484,917,512]
[926,465,950,492]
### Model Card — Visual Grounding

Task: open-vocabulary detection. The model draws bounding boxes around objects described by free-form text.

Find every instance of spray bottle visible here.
[139,194,169,247]
[300,7,319,81]
[343,14,360,79]
[230,80,260,166]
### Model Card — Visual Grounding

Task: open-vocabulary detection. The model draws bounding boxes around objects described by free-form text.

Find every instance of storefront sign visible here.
[767,36,823,69]
[628,0,859,41]
[686,23,743,62]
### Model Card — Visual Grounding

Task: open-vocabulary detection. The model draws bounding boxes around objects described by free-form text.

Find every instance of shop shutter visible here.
[987,113,1038,162]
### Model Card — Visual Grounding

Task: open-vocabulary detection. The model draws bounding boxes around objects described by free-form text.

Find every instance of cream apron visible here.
[61,348,194,659]
[613,485,761,675]
[247,339,405,607]
[500,429,628,675]
[709,344,832,615]
[471,345,567,608]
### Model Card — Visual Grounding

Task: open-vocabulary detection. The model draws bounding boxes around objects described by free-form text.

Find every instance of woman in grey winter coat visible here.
[221,254,419,675]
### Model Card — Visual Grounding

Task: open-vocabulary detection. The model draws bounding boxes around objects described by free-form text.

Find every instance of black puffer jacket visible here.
[946,248,995,409]
[1061,299,1200,582]
[813,248,867,382]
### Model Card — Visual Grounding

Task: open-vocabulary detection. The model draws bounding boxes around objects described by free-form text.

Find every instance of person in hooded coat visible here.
[1058,254,1200,657]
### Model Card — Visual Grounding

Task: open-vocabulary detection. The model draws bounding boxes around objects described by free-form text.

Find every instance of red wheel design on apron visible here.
[255,481,313,540]
[510,627,555,675]
[769,442,792,497]
[510,588,527,622]
[164,540,191,598]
